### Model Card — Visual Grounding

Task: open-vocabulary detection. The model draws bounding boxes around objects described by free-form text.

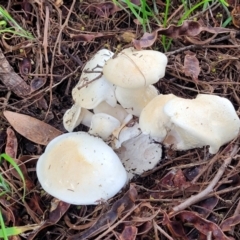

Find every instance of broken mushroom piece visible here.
[115,85,159,117]
[72,49,116,109]
[139,94,178,141]
[88,113,121,141]
[93,102,130,123]
[163,94,240,154]
[63,104,93,132]
[36,132,127,205]
[103,47,168,89]
[116,134,162,180]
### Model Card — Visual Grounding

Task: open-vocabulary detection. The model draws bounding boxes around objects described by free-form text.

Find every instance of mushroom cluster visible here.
[36,47,240,205]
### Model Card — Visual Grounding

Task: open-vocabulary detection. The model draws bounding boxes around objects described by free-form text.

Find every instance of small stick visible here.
[153,221,174,240]
[172,144,239,213]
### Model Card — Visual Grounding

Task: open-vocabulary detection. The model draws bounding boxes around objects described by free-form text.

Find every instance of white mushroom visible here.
[115,85,159,117]
[116,134,162,180]
[111,122,141,149]
[89,113,121,140]
[103,47,168,89]
[139,94,178,141]
[93,102,130,123]
[63,104,93,132]
[72,49,116,109]
[36,132,127,205]
[163,94,240,154]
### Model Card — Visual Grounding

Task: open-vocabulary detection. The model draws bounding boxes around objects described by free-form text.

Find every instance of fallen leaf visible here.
[119,226,137,240]
[163,212,188,239]
[70,33,104,42]
[132,20,233,50]
[183,53,200,83]
[231,5,240,28]
[19,58,32,76]
[27,200,70,240]
[220,214,240,231]
[194,197,219,218]
[88,2,121,17]
[68,184,138,240]
[178,211,232,240]
[5,127,18,159]
[0,48,30,96]
[3,111,62,145]
[30,78,46,92]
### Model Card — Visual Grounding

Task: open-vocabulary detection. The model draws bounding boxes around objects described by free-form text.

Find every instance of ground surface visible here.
[0,0,240,239]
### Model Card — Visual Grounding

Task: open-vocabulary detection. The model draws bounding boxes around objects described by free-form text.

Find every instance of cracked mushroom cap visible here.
[139,94,178,141]
[103,47,168,89]
[72,49,116,109]
[163,94,240,154]
[36,132,127,205]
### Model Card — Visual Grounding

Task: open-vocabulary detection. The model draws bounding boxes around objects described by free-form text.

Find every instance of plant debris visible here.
[0,1,240,239]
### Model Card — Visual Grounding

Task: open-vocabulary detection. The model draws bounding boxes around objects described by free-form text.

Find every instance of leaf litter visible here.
[0,0,239,239]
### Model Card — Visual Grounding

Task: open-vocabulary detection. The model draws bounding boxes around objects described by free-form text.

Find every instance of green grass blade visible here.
[0,224,39,237]
[0,210,8,240]
[0,154,26,200]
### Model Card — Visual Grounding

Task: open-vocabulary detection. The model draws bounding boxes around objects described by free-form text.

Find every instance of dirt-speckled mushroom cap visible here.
[89,113,121,140]
[72,49,116,109]
[103,47,167,89]
[163,94,240,154]
[115,85,159,117]
[116,134,162,180]
[36,132,127,205]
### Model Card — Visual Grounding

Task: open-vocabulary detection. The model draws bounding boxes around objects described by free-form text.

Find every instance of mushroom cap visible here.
[111,122,141,149]
[36,132,127,205]
[115,85,159,117]
[139,94,178,141]
[89,113,121,140]
[103,47,168,89]
[93,102,130,123]
[63,104,93,132]
[163,94,240,154]
[116,134,162,180]
[72,49,116,109]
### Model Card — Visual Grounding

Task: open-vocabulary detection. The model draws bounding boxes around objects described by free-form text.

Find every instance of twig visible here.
[166,30,240,56]
[45,0,76,120]
[172,145,239,213]
[153,220,174,240]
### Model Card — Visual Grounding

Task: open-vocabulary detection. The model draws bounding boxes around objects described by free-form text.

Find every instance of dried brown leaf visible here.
[30,78,46,92]
[231,5,240,28]
[132,21,233,50]
[19,58,31,76]
[68,184,138,240]
[5,127,18,159]
[119,226,137,240]
[178,211,232,240]
[183,53,200,83]
[88,2,121,17]
[70,33,104,42]
[27,200,70,239]
[220,214,240,231]
[173,169,191,189]
[194,197,219,218]
[3,111,62,145]
[163,212,187,239]
[0,48,30,96]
